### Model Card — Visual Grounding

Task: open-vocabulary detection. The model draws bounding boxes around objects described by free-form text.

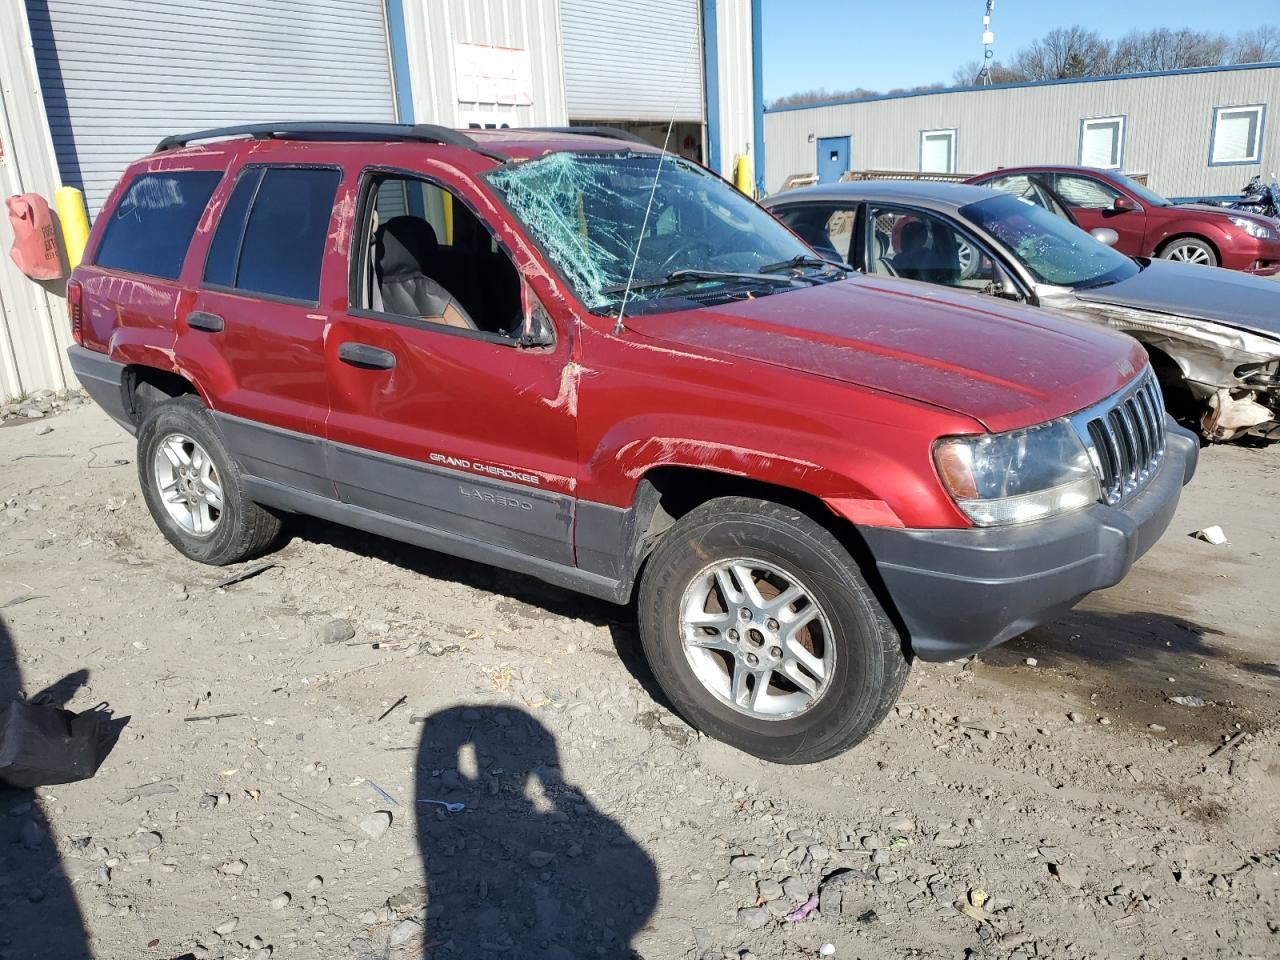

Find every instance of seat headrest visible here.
[900,220,929,253]
[376,216,440,279]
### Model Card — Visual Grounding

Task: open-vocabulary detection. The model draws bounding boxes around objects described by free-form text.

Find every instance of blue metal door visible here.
[817,136,850,183]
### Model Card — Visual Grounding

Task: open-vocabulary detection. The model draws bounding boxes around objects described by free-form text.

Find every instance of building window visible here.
[1080,116,1125,169]
[920,129,957,173]
[1210,105,1265,165]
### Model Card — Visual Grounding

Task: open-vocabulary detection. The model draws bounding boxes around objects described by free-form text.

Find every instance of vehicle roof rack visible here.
[154,122,507,161]
[507,126,651,146]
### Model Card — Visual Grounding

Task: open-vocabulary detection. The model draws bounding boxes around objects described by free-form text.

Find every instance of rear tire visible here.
[637,496,910,763]
[136,396,281,565]
[1158,236,1217,268]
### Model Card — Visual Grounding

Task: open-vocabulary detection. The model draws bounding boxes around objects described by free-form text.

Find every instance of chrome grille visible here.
[1076,373,1166,505]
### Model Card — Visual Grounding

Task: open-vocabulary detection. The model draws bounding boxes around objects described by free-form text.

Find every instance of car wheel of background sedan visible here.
[137,395,282,565]
[1158,237,1218,267]
[637,496,910,763]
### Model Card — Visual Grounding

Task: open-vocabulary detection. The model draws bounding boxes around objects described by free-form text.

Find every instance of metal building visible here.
[764,63,1280,201]
[1,0,763,398]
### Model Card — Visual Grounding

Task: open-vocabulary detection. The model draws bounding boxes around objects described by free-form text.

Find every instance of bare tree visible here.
[952,60,1028,86]
[769,88,881,108]
[1013,26,1111,80]
[1230,24,1280,64]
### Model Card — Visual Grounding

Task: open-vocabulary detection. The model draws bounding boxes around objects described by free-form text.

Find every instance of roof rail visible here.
[154,122,507,161]
[508,126,651,146]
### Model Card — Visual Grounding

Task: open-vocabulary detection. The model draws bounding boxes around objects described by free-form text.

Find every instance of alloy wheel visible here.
[1165,243,1212,265]
[679,558,836,719]
[153,433,223,537]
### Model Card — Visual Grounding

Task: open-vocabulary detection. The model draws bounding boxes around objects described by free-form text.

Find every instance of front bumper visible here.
[861,421,1199,661]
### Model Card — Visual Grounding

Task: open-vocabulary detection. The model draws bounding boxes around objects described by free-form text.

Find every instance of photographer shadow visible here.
[413,704,658,958]
[0,617,92,960]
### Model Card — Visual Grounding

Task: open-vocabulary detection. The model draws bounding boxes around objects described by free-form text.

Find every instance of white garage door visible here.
[560,0,704,122]
[27,0,397,217]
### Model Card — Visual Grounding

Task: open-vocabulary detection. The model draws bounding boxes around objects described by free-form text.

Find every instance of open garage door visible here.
[560,0,705,159]
[27,0,397,217]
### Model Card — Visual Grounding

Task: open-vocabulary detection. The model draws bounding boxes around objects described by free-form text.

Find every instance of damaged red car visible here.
[67,123,1197,762]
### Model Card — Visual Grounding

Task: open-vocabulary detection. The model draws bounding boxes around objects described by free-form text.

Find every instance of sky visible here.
[762,0,1265,100]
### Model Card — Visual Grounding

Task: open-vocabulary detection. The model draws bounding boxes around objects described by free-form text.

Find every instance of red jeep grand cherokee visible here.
[66,123,1197,762]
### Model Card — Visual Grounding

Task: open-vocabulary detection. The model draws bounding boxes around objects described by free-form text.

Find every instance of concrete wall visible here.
[402,0,568,128]
[764,64,1280,199]
[0,1,72,398]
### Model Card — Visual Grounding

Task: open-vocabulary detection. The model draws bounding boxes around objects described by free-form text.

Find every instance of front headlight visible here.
[1228,215,1277,240]
[933,419,1102,526]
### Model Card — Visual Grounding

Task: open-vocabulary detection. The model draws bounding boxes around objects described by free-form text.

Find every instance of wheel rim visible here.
[678,558,836,720]
[153,433,223,537]
[1166,243,1211,265]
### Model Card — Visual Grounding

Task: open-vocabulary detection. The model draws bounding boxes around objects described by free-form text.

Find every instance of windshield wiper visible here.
[759,254,850,275]
[601,269,805,296]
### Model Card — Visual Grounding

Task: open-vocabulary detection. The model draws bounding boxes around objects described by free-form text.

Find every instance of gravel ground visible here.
[0,402,1277,960]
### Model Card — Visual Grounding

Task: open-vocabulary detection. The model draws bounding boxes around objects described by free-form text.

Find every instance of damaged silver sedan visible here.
[765,181,1280,441]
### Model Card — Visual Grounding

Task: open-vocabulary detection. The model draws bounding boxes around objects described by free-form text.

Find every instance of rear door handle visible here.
[186,311,224,333]
[338,342,396,370]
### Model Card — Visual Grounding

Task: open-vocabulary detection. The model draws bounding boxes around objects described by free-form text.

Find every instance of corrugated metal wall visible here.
[561,0,703,121]
[714,0,754,176]
[764,66,1280,198]
[0,2,73,398]
[401,0,567,128]
[27,0,397,217]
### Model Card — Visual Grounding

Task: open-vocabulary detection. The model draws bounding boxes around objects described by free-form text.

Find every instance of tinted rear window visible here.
[202,169,262,288]
[234,168,341,302]
[94,171,223,279]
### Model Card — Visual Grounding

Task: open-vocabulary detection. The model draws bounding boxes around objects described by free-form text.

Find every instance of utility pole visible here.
[976,1,996,85]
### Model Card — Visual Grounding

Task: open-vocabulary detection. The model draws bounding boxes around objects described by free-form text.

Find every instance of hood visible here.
[623,276,1146,433]
[1074,258,1280,341]
[1173,202,1274,227]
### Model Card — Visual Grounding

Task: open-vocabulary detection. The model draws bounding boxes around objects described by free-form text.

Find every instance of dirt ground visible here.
[0,402,1276,960]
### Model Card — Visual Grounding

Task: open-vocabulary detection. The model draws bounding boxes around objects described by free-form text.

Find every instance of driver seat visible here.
[375,217,477,330]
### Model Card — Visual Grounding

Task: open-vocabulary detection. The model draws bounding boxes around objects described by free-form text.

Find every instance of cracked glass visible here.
[485,152,817,314]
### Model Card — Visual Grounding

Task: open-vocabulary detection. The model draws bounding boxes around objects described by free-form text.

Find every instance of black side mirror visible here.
[519,300,556,348]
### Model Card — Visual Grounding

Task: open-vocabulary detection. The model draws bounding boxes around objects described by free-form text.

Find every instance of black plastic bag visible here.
[0,699,101,788]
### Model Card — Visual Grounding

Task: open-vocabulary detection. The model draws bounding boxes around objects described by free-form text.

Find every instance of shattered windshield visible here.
[485,152,827,314]
[961,194,1140,289]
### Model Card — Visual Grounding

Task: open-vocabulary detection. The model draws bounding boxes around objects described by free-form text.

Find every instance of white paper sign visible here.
[454,42,534,106]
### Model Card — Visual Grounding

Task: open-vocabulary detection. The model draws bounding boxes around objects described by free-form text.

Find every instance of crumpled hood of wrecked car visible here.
[1074,258,1280,342]
[623,275,1147,433]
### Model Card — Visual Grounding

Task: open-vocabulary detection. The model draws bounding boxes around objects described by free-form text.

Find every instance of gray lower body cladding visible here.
[860,421,1199,662]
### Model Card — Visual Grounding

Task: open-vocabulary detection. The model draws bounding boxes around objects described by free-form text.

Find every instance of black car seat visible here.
[375,216,477,330]
[891,220,960,285]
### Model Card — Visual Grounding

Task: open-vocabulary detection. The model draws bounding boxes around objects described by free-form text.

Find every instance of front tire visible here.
[1158,236,1218,267]
[637,497,910,763]
[136,396,281,565]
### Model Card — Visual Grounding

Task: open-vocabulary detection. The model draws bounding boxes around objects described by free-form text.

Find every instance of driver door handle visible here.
[338,342,396,370]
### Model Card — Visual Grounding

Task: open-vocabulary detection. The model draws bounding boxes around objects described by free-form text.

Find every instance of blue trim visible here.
[919,128,957,173]
[384,0,415,124]
[1168,195,1238,204]
[702,0,721,173]
[1208,103,1266,166]
[1077,114,1127,170]
[751,0,765,194]
[765,60,1280,114]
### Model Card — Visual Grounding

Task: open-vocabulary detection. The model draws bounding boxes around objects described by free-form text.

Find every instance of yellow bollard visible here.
[54,186,90,270]
[734,155,754,198]
[442,190,454,245]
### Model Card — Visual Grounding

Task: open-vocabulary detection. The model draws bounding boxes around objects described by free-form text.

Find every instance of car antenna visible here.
[613,117,675,336]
